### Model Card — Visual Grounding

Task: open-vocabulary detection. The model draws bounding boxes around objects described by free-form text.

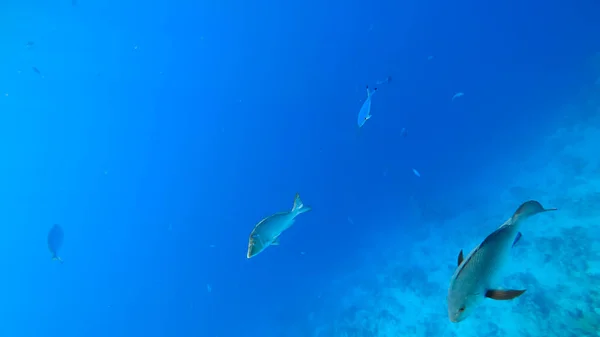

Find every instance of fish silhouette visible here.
[47,224,64,263]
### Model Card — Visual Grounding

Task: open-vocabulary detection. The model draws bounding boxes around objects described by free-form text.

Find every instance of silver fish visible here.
[451,92,464,101]
[357,86,377,128]
[447,200,557,322]
[246,193,311,259]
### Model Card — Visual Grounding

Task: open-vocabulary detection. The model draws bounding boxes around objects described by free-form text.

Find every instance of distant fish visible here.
[447,201,557,323]
[32,66,41,75]
[247,193,312,258]
[47,224,64,264]
[452,92,464,101]
[376,76,392,85]
[357,85,377,128]
[427,55,434,61]
[25,41,34,48]
[412,168,420,177]
[400,127,408,138]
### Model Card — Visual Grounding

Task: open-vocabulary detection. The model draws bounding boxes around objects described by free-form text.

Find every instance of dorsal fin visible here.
[512,200,557,223]
[457,250,464,266]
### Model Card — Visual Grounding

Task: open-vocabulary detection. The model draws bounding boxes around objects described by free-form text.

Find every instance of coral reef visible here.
[284,100,600,337]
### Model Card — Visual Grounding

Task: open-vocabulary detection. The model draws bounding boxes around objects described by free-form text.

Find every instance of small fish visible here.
[447,200,557,323]
[247,193,312,259]
[32,67,41,75]
[47,224,64,264]
[25,41,34,48]
[376,76,392,85]
[357,85,377,128]
[452,92,464,101]
[400,127,408,138]
[412,168,420,177]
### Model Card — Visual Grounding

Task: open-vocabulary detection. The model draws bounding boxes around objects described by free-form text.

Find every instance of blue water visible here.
[1,0,600,336]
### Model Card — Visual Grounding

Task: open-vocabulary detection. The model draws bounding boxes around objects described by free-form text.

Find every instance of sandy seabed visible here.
[289,102,600,337]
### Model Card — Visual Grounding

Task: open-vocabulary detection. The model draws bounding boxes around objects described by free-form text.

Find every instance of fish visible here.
[400,127,408,138]
[357,85,377,128]
[246,193,312,259]
[451,92,464,101]
[376,76,392,85]
[447,200,557,323]
[32,67,41,75]
[412,168,420,177]
[47,224,64,264]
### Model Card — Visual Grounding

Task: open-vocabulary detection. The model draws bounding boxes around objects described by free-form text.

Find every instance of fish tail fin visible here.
[292,193,312,215]
[511,200,557,224]
[366,85,378,98]
[52,256,64,264]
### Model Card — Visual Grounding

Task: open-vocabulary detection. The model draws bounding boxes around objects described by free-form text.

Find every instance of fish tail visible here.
[52,256,64,264]
[511,200,557,224]
[366,85,378,98]
[292,193,312,215]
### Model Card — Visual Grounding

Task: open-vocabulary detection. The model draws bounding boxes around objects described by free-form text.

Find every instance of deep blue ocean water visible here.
[1,0,600,336]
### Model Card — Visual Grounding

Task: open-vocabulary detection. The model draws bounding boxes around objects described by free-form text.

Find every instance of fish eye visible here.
[458,307,465,313]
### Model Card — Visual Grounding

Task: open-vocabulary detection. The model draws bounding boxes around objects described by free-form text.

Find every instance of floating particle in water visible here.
[412,168,421,178]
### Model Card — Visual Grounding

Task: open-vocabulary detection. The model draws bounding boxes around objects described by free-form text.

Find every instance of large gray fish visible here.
[47,224,64,264]
[246,193,311,259]
[447,200,557,322]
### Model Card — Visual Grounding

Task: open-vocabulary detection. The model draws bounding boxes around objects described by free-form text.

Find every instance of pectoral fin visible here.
[512,232,522,247]
[485,289,526,300]
[457,250,464,266]
[272,237,280,246]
